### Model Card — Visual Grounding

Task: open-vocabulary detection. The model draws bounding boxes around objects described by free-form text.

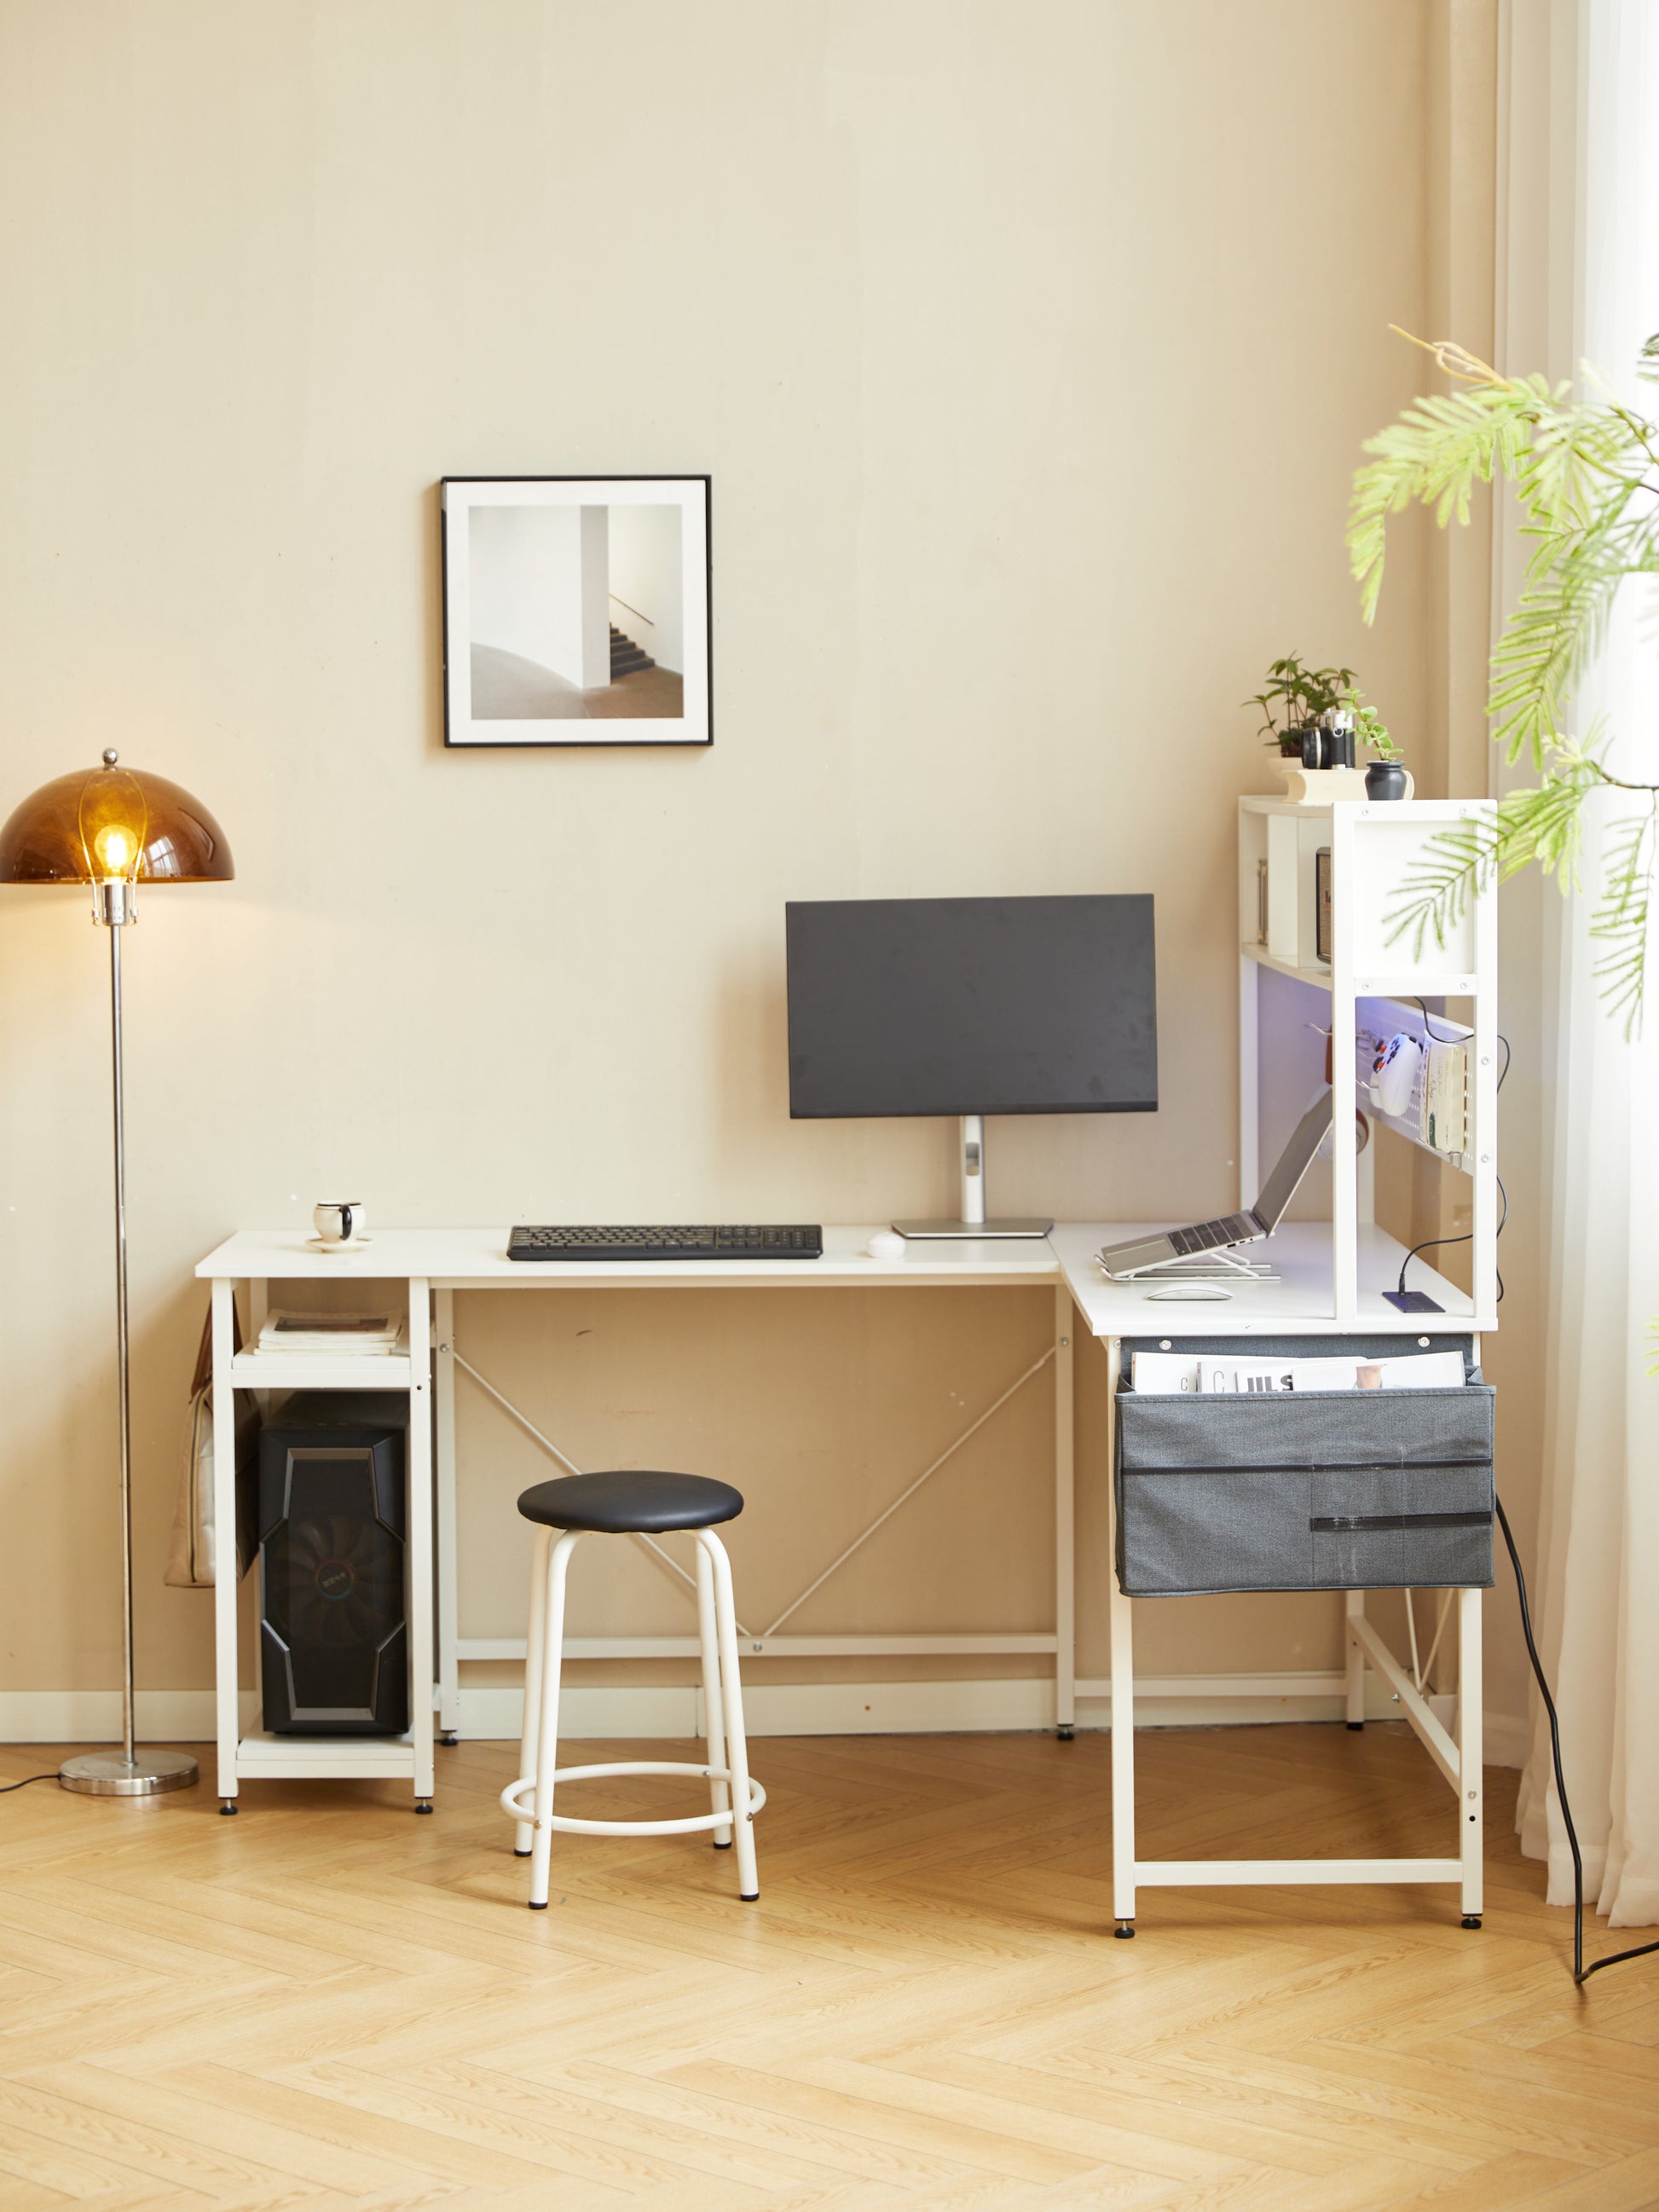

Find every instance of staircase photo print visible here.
[441,475,711,746]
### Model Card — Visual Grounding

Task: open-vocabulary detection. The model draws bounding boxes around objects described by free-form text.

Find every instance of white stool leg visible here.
[528,1531,580,1909]
[515,1526,552,1857]
[695,1535,732,1848]
[701,1529,759,1901]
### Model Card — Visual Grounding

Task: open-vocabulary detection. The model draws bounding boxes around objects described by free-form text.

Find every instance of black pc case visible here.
[257,1393,409,1735]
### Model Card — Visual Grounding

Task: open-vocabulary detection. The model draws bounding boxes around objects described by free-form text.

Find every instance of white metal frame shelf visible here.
[1238,795,1500,1327]
[209,1273,436,1807]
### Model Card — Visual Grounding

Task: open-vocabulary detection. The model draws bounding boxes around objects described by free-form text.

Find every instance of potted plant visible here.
[1246,655,1401,771]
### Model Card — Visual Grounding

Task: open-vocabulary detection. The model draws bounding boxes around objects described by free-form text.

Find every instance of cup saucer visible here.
[305,1236,373,1253]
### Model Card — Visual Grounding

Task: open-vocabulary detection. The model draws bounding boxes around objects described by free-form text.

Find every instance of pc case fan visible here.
[257,1393,409,1736]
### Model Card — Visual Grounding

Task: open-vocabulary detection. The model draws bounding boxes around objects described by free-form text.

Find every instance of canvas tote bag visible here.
[165,1304,258,1589]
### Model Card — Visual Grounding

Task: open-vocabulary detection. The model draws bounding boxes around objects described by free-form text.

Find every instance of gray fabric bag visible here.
[1114,1334,1494,1595]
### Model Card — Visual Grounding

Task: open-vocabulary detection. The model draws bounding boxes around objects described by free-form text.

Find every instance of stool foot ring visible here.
[500,1761,766,1839]
[1113,1921,1136,1939]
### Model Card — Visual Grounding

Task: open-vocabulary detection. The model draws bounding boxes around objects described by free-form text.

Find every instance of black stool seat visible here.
[517,1470,743,1536]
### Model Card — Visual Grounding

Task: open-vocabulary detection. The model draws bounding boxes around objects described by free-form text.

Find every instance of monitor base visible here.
[893,1218,1054,1240]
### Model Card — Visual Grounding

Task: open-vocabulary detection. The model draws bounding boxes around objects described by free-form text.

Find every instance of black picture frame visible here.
[439,474,712,748]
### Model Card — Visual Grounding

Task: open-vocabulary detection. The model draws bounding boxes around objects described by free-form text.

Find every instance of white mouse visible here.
[866,1230,907,1262]
[1145,1283,1234,1301]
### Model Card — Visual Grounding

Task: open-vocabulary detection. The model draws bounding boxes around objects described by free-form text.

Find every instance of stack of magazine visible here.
[1130,1348,1465,1394]
[256,1309,408,1357]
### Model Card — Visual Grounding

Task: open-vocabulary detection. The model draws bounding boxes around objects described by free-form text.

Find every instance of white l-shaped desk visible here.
[197,1219,1486,1929]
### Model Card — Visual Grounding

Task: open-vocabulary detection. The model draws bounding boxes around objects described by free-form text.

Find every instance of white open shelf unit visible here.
[210,1277,435,1803]
[1238,795,1499,1326]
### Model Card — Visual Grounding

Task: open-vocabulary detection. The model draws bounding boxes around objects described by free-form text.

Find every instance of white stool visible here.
[499,1469,764,1907]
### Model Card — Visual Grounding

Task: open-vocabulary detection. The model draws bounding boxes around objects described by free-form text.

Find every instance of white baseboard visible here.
[0,1681,1532,1766]
[0,1692,222,1744]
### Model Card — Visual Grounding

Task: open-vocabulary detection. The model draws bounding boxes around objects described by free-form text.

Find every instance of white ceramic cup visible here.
[314,1201,367,1247]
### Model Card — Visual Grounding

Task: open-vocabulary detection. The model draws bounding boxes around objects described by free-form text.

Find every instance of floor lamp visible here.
[0,750,234,1797]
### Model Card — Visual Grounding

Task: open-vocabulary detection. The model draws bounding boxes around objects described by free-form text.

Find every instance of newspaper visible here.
[1130,1349,1465,1394]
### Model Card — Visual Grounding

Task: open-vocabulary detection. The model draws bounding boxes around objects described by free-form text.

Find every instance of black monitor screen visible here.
[786,895,1157,1119]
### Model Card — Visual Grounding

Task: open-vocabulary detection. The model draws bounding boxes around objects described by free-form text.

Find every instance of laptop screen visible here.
[1251,1090,1334,1231]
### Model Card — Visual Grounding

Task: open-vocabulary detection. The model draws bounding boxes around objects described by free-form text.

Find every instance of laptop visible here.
[1100,1089,1334,1278]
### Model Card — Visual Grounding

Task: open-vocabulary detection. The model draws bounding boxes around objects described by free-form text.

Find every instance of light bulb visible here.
[95,824,135,877]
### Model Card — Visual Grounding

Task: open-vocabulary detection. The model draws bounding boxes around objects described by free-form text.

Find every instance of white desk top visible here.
[1049,1221,1483,1337]
[194,1224,1063,1291]
[197,1220,1483,1334]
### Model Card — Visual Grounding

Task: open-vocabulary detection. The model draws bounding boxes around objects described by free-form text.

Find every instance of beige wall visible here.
[0,1,1490,1717]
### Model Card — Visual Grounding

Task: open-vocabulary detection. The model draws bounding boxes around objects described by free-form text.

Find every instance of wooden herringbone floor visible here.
[0,1726,1655,2211]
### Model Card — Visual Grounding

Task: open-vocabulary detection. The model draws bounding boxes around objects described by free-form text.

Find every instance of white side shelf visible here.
[228,1352,413,1392]
[210,1271,436,1810]
[1238,796,1499,1323]
[234,1731,418,1781]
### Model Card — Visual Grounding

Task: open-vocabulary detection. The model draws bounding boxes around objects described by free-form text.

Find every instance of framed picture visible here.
[440,476,711,747]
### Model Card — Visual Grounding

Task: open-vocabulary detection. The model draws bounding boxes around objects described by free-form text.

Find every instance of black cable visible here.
[1494,1494,1659,1984]
[0,1774,56,1794]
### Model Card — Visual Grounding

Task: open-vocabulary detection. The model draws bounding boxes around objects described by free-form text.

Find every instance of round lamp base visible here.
[59,1750,199,1798]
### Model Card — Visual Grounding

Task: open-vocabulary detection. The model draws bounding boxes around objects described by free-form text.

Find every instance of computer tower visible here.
[257,1393,409,1736]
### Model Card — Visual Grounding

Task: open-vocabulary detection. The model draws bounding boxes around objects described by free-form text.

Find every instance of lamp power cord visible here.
[1393,1008,1650,1982]
[1494,1496,1659,1983]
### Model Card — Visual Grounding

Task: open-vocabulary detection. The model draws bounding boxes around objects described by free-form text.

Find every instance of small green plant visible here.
[1246,654,1399,759]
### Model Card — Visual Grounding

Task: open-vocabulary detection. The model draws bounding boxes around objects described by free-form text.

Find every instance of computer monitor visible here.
[785,894,1157,1238]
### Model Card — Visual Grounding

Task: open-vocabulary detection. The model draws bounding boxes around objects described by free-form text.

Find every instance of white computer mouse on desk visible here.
[1145,1283,1234,1301]
[866,1230,907,1262]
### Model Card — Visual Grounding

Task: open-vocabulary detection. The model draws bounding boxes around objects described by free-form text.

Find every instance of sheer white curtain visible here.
[1512,0,1659,1927]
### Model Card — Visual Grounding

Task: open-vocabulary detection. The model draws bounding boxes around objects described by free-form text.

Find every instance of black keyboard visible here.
[508,1224,824,1262]
[1168,1213,1259,1257]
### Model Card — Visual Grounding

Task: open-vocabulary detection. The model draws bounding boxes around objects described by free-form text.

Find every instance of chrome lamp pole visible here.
[0,748,234,1798]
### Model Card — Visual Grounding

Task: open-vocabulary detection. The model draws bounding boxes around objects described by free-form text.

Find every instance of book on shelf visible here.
[255,1310,408,1356]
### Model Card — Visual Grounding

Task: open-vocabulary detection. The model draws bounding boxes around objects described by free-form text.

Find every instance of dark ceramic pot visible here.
[1365,761,1409,801]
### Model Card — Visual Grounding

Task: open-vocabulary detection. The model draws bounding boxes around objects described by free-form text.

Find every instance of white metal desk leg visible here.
[1055,1287,1076,1740]
[1345,1590,1366,1728]
[435,1288,460,1743]
[1459,1585,1483,1925]
[408,1280,436,1809]
[1105,1343,1136,1934]
[211,1278,240,1811]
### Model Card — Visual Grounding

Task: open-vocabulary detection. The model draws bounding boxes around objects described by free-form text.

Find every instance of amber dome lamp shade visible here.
[0,750,234,890]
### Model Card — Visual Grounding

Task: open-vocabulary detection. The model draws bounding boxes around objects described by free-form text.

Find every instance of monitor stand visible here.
[893,1115,1054,1241]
